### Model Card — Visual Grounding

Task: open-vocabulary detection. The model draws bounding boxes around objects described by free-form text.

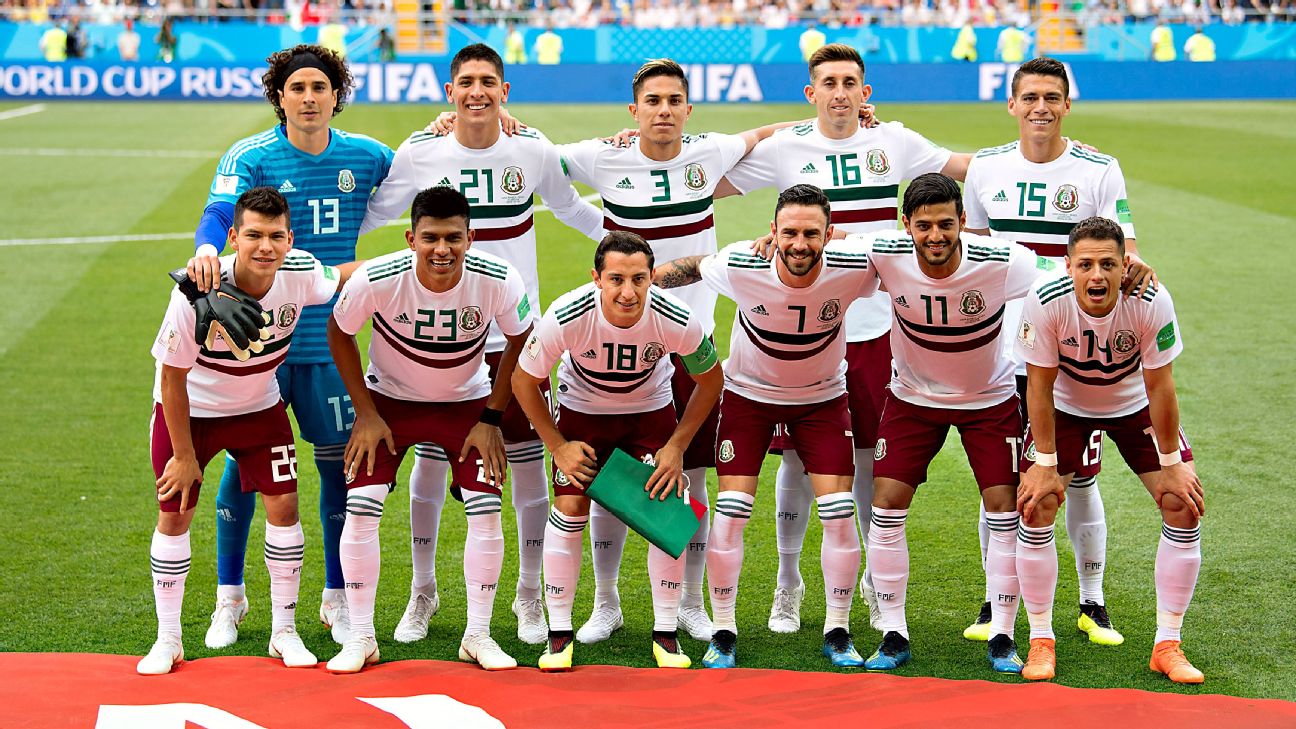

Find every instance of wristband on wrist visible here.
[1158,450,1183,467]
[1033,451,1058,468]
[478,407,504,426]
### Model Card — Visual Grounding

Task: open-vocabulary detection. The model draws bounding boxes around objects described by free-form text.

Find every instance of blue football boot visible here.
[702,629,737,669]
[822,627,866,667]
[864,631,912,671]
[988,633,1024,674]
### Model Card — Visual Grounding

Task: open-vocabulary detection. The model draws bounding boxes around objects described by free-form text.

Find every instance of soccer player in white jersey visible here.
[361,44,603,648]
[558,58,804,645]
[961,57,1153,646]
[722,43,969,634]
[844,173,1055,674]
[325,187,535,673]
[654,184,877,668]
[140,187,356,675]
[513,232,723,671]
[1014,217,1203,683]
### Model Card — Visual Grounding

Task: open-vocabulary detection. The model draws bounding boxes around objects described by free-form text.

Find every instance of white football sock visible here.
[589,501,626,607]
[681,467,709,605]
[463,493,505,637]
[1017,521,1058,641]
[817,492,860,633]
[1066,475,1108,605]
[979,498,993,603]
[852,451,875,592]
[543,508,587,633]
[867,508,910,639]
[216,583,245,603]
[409,445,448,595]
[263,521,305,632]
[150,529,190,639]
[341,485,389,638]
[1155,522,1201,643]
[648,545,686,632]
[708,491,753,634]
[508,441,549,601]
[984,511,1020,638]
[774,449,812,590]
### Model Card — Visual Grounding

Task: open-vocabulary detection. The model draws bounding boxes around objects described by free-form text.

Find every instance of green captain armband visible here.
[679,337,718,374]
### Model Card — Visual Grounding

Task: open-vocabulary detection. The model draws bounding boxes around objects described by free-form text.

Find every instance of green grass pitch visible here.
[0,99,1292,700]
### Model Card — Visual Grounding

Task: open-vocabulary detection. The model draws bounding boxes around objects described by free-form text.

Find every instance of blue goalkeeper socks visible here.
[316,451,348,590]
[214,455,256,586]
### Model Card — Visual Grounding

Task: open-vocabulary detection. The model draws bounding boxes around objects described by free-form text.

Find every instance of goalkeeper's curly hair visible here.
[261,44,353,124]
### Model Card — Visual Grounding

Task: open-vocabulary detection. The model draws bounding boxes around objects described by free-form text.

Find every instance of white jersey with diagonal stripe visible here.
[560,133,748,335]
[331,249,533,403]
[518,283,711,415]
[1016,278,1182,419]
[725,120,951,342]
[697,240,878,406]
[361,127,602,353]
[851,230,1052,409]
[151,251,339,417]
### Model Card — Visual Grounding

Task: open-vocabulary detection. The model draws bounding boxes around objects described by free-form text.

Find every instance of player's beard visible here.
[779,247,822,277]
[918,236,960,269]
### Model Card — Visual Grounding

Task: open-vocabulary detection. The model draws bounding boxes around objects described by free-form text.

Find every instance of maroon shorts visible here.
[486,349,550,444]
[873,393,1023,490]
[769,336,891,452]
[552,404,677,497]
[716,390,854,478]
[150,402,297,513]
[671,349,720,469]
[1022,406,1194,477]
[350,391,499,496]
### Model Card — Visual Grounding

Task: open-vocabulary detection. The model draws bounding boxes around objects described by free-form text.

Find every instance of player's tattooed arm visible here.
[653,255,706,289]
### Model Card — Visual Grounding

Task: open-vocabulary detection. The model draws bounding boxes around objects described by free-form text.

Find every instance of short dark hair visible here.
[234,186,291,229]
[1067,216,1125,256]
[632,58,689,102]
[594,231,655,272]
[411,186,472,230]
[262,44,352,124]
[451,43,505,81]
[902,173,963,219]
[774,184,833,228]
[1011,57,1069,99]
[808,43,864,81]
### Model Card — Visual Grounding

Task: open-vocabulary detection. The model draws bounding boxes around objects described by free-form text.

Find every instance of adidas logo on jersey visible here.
[1062,336,1079,347]
[580,349,597,359]
[992,190,1008,202]
[895,296,910,308]
[800,163,818,174]
[615,177,634,190]
[278,180,296,193]
[393,312,412,325]
[750,304,768,316]
[436,177,453,187]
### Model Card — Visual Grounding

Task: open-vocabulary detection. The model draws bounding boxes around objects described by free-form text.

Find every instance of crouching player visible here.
[141,187,354,674]
[325,187,534,673]
[512,231,722,671]
[1014,217,1204,683]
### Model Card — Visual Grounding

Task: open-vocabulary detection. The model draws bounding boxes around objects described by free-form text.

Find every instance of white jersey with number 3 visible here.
[332,249,533,403]
[1016,279,1182,419]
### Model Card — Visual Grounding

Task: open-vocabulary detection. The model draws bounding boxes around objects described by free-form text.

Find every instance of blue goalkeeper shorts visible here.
[276,362,353,446]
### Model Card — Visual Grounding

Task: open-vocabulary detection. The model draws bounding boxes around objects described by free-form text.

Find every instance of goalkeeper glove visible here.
[168,269,272,362]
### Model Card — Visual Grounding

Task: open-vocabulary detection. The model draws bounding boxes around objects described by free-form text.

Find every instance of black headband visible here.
[276,51,341,93]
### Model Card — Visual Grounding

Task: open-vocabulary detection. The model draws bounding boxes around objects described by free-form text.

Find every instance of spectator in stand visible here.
[505,21,526,63]
[156,16,177,62]
[799,20,826,60]
[1183,24,1216,58]
[39,19,67,61]
[378,26,396,61]
[118,17,141,60]
[951,19,977,61]
[535,21,562,63]
[1220,0,1244,23]
[1150,17,1176,60]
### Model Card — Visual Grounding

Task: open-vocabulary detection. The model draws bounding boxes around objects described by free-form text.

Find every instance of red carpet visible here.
[3,653,1293,728]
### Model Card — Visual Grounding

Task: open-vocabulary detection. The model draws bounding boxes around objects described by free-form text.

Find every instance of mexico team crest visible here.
[460,306,484,332]
[1052,184,1080,213]
[874,439,887,461]
[818,299,841,322]
[865,149,890,175]
[1025,441,1037,462]
[641,342,666,364]
[501,166,525,195]
[337,169,356,193]
[684,163,707,191]
[554,469,570,486]
[718,440,735,463]
[1113,329,1139,354]
[960,290,986,317]
[277,303,298,329]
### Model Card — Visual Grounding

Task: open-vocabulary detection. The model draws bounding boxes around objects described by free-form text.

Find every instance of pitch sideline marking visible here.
[0,147,220,159]
[0,103,46,121]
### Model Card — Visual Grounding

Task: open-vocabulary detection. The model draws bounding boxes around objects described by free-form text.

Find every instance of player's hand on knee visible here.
[346,413,395,480]
[156,456,202,512]
[749,233,776,260]
[463,423,508,487]
[426,111,457,136]
[645,444,686,501]
[1017,464,1064,521]
[1121,253,1158,298]
[1154,463,1205,519]
[553,441,598,488]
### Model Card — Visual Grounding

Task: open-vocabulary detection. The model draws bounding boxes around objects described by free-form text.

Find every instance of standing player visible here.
[722,43,966,633]
[558,58,798,644]
[961,57,1152,646]
[654,185,876,668]
[851,174,1047,674]
[1014,217,1203,683]
[361,43,603,647]
[188,44,394,649]
[325,187,534,673]
[141,187,353,674]
[512,232,723,670]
